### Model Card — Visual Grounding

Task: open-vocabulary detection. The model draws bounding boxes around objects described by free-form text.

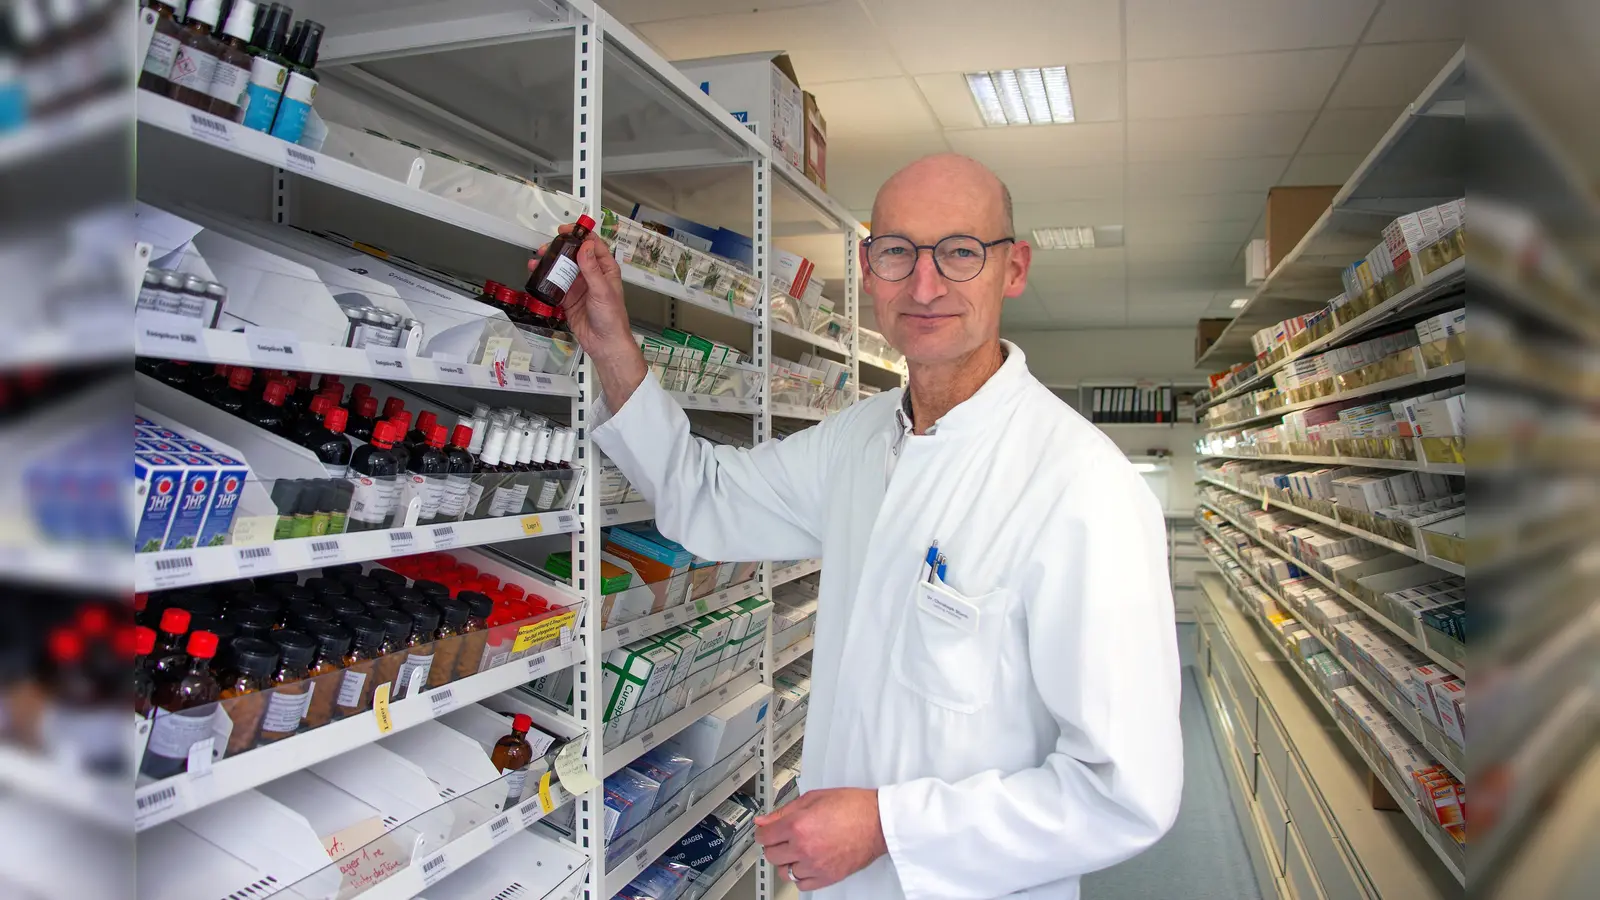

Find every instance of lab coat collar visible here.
[895,339,1030,438]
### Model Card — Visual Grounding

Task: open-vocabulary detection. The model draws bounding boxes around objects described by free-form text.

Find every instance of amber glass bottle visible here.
[140,631,221,778]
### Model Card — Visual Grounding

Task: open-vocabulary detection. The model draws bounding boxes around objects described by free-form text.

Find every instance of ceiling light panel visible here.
[967,66,1075,126]
[1031,226,1098,250]
[1230,297,1250,308]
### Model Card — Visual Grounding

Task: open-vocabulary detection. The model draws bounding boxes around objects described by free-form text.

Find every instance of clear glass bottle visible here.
[465,423,512,519]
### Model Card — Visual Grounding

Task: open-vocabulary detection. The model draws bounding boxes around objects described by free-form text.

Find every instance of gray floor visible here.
[1082,666,1262,900]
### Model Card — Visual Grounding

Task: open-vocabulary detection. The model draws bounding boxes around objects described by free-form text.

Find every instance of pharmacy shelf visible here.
[1198,538,1465,782]
[775,717,806,759]
[133,639,584,832]
[136,92,572,252]
[1198,573,1465,885]
[600,579,762,653]
[671,392,761,414]
[1197,574,1465,892]
[773,157,866,237]
[620,265,761,326]
[1203,360,1465,433]
[0,746,126,831]
[600,501,655,527]
[350,789,577,900]
[602,675,768,778]
[412,829,590,900]
[1,327,130,370]
[771,403,828,422]
[134,509,579,592]
[772,322,850,357]
[0,94,126,170]
[773,635,813,673]
[134,317,580,398]
[1197,444,1463,476]
[0,541,133,594]
[1197,474,1465,576]
[859,353,906,376]
[1197,257,1466,411]
[772,765,800,800]
[698,842,762,900]
[1196,49,1464,368]
[771,559,821,586]
[603,750,764,896]
[1197,503,1464,678]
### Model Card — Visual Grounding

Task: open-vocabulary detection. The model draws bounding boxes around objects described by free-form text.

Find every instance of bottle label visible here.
[439,474,472,519]
[310,511,332,536]
[268,72,317,142]
[504,769,528,808]
[536,478,560,512]
[324,464,348,479]
[168,45,219,93]
[490,484,526,517]
[207,59,250,107]
[348,473,399,526]
[395,653,435,695]
[336,670,368,707]
[239,56,288,131]
[547,255,581,292]
[421,474,445,520]
[466,481,486,515]
[145,707,216,759]
[142,31,180,78]
[262,686,315,734]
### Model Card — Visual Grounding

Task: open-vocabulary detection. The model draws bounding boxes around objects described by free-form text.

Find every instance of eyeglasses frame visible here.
[861,233,1018,283]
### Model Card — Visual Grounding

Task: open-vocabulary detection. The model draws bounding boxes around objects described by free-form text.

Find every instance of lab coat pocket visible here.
[891,581,1012,714]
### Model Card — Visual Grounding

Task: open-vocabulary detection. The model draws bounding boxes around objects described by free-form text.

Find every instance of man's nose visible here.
[908,250,947,305]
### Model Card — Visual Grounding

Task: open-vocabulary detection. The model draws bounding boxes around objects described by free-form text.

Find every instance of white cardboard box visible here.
[675,52,805,170]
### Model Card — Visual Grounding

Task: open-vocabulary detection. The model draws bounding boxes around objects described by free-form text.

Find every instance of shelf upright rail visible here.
[568,12,609,898]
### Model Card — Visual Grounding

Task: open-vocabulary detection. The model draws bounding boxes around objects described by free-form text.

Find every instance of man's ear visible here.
[1004,240,1032,298]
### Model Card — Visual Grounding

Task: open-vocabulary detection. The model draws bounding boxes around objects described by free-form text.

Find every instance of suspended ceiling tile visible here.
[825,132,955,208]
[1127,241,1245,264]
[1123,219,1259,245]
[864,0,1125,74]
[989,164,1125,202]
[1325,41,1461,108]
[945,121,1125,170]
[805,78,944,135]
[914,73,986,130]
[639,1,901,84]
[1023,248,1126,273]
[1127,0,1376,59]
[1010,199,1127,233]
[601,0,838,25]
[1127,112,1316,161]
[1043,306,1133,328]
[1279,152,1364,185]
[1126,156,1290,195]
[1363,0,1465,43]
[1123,192,1265,224]
[1300,107,1403,154]
[1127,48,1348,118]
[1131,259,1241,282]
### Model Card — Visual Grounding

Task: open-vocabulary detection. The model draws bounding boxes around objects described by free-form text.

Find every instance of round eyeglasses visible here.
[863,234,1016,283]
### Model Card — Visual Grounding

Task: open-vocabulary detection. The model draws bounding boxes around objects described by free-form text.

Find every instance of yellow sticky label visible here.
[1261,495,1270,511]
[511,610,577,653]
[373,683,394,734]
[520,515,544,536]
[538,771,554,814]
[353,241,390,259]
[510,624,540,654]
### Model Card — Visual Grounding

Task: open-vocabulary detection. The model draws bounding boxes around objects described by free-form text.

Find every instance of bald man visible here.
[538,154,1182,899]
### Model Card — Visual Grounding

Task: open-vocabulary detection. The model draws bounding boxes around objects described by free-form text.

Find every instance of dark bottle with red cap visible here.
[308,407,354,477]
[492,713,538,808]
[525,214,596,309]
[212,366,255,416]
[433,424,477,524]
[246,379,292,435]
[411,424,451,526]
[150,607,193,686]
[405,410,439,452]
[346,421,403,532]
[386,411,414,470]
[141,630,222,778]
[133,625,158,716]
[382,396,406,421]
[290,393,337,445]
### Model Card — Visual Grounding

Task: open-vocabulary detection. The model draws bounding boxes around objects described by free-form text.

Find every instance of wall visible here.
[1006,327,1215,387]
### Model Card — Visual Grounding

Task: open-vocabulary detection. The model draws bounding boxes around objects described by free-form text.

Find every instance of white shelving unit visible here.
[128,7,861,897]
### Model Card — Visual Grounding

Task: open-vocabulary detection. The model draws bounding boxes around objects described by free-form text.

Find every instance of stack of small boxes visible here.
[1331,686,1465,847]
[771,581,820,653]
[134,412,252,552]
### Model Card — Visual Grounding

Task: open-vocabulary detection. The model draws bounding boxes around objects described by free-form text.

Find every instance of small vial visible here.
[399,317,424,353]
[136,269,166,313]
[156,271,188,314]
[342,306,366,347]
[180,274,211,321]
[202,281,228,328]
[373,310,403,347]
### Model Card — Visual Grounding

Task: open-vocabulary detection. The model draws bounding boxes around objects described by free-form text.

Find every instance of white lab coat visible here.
[595,341,1183,900]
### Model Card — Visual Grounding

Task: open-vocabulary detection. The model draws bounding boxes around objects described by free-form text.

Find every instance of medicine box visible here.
[608,523,696,609]
[603,768,661,839]
[601,643,660,738]
[683,613,733,673]
[671,687,770,780]
[1431,679,1466,746]
[675,52,805,169]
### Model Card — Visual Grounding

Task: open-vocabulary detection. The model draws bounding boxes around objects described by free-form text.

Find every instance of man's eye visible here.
[948,247,978,259]
[879,246,908,256]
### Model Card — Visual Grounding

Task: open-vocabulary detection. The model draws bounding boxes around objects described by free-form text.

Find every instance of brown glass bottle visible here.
[165,0,225,111]
[425,599,470,689]
[150,607,192,686]
[392,604,441,700]
[491,713,536,809]
[220,637,277,756]
[332,615,386,719]
[525,214,596,308]
[138,1,184,94]
[205,0,256,120]
[452,591,496,679]
[369,609,413,696]
[133,626,158,717]
[301,623,353,729]
[140,631,222,778]
[257,630,316,742]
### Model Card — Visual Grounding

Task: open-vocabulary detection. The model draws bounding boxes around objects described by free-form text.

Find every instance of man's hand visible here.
[755,788,887,892]
[530,225,647,405]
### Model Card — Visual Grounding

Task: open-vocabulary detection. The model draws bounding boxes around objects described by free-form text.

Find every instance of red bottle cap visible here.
[228,367,254,389]
[427,424,447,449]
[417,410,438,432]
[371,421,396,448]
[351,383,372,401]
[159,607,191,635]
[264,380,289,406]
[512,713,532,733]
[495,285,520,305]
[483,279,504,295]
[295,371,314,390]
[186,630,219,659]
[383,396,406,418]
[576,214,596,230]
[324,407,349,434]
[450,423,473,448]
[319,373,342,389]
[134,593,148,612]
[76,605,112,636]
[134,625,157,655]
[213,364,231,376]
[389,410,412,431]
[357,396,379,417]
[502,584,526,602]
[310,394,334,417]
[48,627,83,662]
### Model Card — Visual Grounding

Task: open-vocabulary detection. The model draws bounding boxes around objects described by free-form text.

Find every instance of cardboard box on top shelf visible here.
[676,52,805,170]
[802,91,827,190]
[1196,318,1231,362]
[1265,186,1340,271]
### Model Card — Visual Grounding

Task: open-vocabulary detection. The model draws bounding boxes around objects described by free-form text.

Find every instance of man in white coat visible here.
[538,154,1183,899]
